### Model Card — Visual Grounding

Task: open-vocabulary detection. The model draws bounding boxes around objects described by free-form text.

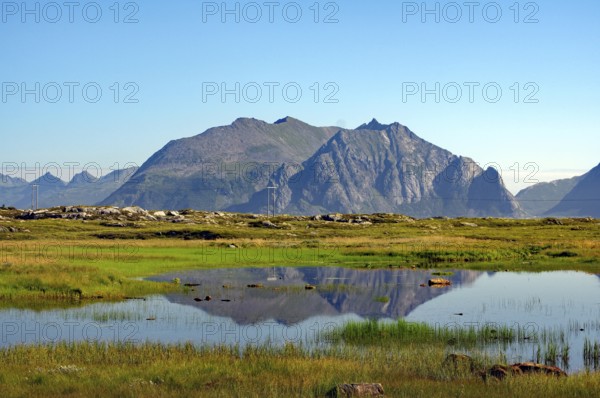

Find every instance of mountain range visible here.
[2,117,596,218]
[0,168,137,209]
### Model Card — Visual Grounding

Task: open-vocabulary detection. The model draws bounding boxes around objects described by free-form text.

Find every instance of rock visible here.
[167,210,180,217]
[459,222,478,227]
[544,218,563,225]
[247,284,264,288]
[228,244,237,249]
[262,220,279,228]
[327,383,384,397]
[99,207,121,216]
[511,362,567,377]
[204,295,212,301]
[486,364,510,380]
[153,211,166,217]
[280,222,293,230]
[193,298,203,302]
[0,226,9,233]
[305,284,317,290]
[122,206,147,215]
[484,362,567,380]
[428,278,452,286]
[323,213,343,222]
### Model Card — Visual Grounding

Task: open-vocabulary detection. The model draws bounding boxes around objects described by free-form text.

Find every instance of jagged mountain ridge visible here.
[231,119,522,218]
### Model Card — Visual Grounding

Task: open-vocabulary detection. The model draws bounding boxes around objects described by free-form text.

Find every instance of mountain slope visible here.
[234,120,522,218]
[516,175,582,217]
[101,117,340,210]
[545,163,600,217]
[0,168,137,209]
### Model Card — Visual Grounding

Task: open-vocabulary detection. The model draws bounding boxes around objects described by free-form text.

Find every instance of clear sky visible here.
[1,1,598,193]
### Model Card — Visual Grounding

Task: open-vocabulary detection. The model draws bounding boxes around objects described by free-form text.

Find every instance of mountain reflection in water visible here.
[149,267,481,325]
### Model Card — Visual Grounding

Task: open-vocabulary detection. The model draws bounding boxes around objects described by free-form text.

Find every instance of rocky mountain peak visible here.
[357,118,391,131]
[69,171,98,186]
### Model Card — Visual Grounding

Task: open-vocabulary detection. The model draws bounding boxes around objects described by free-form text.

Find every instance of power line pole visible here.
[31,184,39,210]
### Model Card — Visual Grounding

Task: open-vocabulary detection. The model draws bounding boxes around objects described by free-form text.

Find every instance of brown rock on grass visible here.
[327,383,384,397]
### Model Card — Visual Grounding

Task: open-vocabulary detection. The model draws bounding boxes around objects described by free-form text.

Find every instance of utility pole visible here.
[31,184,39,210]
[267,186,277,217]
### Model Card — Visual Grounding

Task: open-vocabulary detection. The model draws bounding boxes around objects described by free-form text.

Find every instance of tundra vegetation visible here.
[0,207,599,396]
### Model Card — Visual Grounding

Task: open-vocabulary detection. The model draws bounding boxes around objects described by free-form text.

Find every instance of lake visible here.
[1,267,599,372]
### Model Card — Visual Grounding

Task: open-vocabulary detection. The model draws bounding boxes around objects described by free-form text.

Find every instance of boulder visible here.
[327,383,384,397]
[153,211,166,217]
[511,362,567,377]
[484,362,567,380]
[122,206,147,215]
[262,220,279,228]
[323,213,343,222]
[99,207,121,216]
[428,278,452,286]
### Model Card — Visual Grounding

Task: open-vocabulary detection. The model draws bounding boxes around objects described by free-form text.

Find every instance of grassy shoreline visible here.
[1,334,599,397]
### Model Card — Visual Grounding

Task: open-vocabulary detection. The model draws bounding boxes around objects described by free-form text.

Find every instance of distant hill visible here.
[516,175,582,217]
[545,163,600,217]
[231,119,523,218]
[0,168,137,209]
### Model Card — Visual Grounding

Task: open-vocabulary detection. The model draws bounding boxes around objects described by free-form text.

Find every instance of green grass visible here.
[323,319,529,347]
[0,338,599,398]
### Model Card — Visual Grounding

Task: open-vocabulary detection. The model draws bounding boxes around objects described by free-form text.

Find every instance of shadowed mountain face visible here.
[516,175,582,217]
[150,267,482,325]
[233,120,522,218]
[0,168,136,209]
[546,163,600,217]
[100,117,340,210]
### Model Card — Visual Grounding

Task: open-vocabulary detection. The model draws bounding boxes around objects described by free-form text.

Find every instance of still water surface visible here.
[1,267,598,371]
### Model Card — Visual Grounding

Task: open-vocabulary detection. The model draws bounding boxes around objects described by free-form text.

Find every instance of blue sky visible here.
[1,0,598,193]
